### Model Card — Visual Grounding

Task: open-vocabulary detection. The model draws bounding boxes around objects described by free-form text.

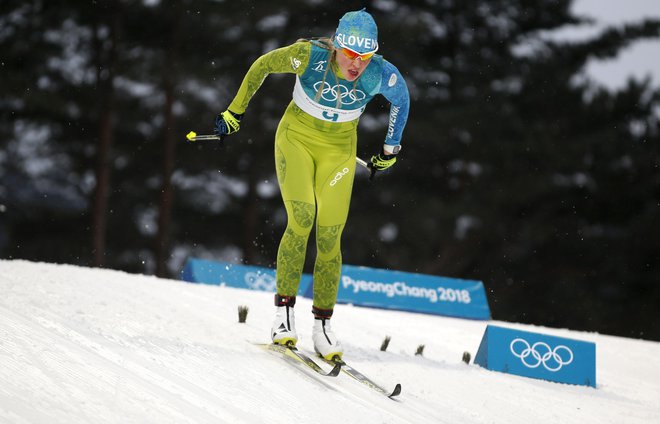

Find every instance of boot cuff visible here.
[312,305,333,319]
[275,294,296,307]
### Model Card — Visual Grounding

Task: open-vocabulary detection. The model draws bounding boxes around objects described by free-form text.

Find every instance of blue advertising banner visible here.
[180,258,312,296]
[474,325,597,387]
[303,264,490,320]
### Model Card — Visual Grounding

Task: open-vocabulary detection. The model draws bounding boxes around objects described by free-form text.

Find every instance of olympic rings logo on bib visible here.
[313,81,366,105]
[509,338,574,372]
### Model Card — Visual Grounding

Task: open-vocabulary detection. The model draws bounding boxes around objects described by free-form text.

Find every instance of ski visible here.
[256,343,341,377]
[317,355,402,399]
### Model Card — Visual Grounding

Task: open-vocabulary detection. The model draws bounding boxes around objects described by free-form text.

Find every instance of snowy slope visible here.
[1,260,659,424]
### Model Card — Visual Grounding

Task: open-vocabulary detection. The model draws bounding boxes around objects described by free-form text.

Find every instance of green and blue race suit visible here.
[228,40,410,309]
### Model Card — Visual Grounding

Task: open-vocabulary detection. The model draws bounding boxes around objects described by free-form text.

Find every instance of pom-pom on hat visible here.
[333,9,379,54]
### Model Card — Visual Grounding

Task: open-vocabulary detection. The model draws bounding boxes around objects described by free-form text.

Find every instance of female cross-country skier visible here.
[213,9,410,360]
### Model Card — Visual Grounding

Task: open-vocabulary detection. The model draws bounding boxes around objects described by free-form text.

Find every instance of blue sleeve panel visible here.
[379,60,410,149]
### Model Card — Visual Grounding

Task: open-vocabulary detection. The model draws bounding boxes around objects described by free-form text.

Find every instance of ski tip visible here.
[186,131,197,141]
[389,383,402,398]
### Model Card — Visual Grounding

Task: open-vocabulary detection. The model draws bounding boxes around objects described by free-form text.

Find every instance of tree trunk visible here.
[91,2,119,268]
[155,0,182,277]
[155,84,176,277]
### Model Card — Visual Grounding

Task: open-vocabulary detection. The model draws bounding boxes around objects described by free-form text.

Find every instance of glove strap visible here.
[371,153,397,170]
[221,110,242,134]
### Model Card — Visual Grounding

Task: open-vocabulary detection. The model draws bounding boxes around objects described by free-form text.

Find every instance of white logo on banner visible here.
[509,338,574,372]
[244,272,276,292]
[340,276,473,304]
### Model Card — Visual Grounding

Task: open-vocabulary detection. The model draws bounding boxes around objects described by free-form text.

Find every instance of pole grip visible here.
[356,157,376,180]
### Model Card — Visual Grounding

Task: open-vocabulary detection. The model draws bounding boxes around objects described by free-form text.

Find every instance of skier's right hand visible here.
[214,109,243,141]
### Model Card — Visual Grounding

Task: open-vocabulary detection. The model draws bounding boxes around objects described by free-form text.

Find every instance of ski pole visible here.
[356,157,369,169]
[186,131,223,142]
[356,156,377,180]
[186,131,375,178]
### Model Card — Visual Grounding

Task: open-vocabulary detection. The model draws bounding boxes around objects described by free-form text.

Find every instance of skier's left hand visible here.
[370,150,398,172]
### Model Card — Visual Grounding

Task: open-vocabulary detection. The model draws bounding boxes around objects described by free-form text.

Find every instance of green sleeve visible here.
[228,42,311,114]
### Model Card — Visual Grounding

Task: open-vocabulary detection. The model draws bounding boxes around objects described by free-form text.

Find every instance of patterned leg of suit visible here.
[274,109,357,308]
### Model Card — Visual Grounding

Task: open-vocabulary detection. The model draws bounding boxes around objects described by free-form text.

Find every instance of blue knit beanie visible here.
[333,9,379,54]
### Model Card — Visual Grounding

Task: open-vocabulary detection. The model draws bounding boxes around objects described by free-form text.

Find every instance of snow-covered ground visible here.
[1,259,659,423]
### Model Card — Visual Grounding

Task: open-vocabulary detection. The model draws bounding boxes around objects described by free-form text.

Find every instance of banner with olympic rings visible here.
[180,257,313,296]
[474,325,596,387]
[181,258,490,320]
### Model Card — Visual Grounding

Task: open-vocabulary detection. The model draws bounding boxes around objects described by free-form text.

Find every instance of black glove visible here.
[370,151,397,171]
[214,109,244,141]
[367,146,400,180]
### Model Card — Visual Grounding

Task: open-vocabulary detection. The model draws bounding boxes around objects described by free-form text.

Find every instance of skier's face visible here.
[335,47,372,81]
